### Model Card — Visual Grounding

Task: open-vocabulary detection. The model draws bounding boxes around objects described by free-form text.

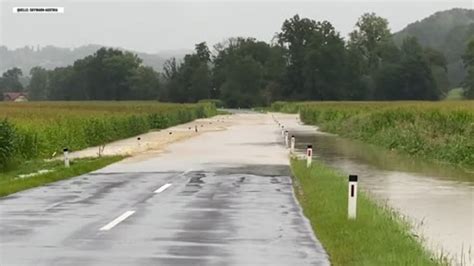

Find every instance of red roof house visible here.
[3,92,29,102]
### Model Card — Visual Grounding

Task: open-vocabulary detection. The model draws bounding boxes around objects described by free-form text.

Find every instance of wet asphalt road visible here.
[0,113,328,265]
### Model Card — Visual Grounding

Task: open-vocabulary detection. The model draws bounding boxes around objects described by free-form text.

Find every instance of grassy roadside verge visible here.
[0,156,123,197]
[291,159,442,265]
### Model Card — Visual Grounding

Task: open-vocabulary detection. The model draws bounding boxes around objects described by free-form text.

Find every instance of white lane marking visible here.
[154,183,172,193]
[153,169,192,194]
[99,210,135,231]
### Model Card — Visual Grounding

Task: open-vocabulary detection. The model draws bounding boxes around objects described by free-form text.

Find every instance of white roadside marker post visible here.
[306,145,312,168]
[63,148,70,168]
[284,131,289,147]
[348,175,358,219]
[137,137,141,147]
[290,135,295,153]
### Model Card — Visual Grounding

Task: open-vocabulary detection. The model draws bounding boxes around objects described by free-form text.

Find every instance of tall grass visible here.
[0,120,15,168]
[271,101,474,168]
[291,159,442,265]
[0,101,217,166]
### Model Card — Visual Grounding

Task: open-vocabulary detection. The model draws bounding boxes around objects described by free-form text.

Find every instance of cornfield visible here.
[0,101,217,168]
[271,101,474,168]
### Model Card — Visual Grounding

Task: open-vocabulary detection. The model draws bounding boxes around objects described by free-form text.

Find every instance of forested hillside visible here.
[393,8,474,87]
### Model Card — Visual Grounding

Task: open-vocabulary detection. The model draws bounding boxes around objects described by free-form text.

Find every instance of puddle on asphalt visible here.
[181,172,207,195]
[286,129,473,264]
[213,164,291,177]
[188,172,206,184]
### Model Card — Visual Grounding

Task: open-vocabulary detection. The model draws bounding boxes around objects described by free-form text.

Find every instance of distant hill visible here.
[0,44,189,76]
[393,8,474,87]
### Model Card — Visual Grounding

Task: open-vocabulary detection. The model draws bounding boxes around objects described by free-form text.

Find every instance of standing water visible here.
[279,114,474,265]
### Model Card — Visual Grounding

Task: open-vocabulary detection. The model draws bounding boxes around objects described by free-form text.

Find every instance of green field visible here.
[0,101,217,196]
[271,101,474,168]
[0,101,217,169]
[291,159,443,265]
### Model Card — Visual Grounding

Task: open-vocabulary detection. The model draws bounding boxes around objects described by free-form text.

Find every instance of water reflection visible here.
[293,132,473,183]
[285,127,473,264]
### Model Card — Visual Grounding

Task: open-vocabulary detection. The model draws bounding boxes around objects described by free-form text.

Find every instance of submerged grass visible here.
[291,159,443,266]
[0,156,123,197]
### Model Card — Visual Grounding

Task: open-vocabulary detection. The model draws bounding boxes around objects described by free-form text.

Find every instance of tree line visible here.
[2,13,473,105]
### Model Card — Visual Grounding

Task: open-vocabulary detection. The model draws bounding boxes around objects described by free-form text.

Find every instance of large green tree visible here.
[128,66,161,100]
[301,21,349,100]
[375,37,439,100]
[400,37,439,100]
[349,13,392,72]
[47,66,76,100]
[277,15,319,98]
[462,39,474,99]
[278,17,353,100]
[0,67,24,92]
[424,47,449,95]
[69,48,142,100]
[163,42,212,102]
[27,47,162,101]
[28,67,49,100]
[347,13,395,99]
[213,37,285,107]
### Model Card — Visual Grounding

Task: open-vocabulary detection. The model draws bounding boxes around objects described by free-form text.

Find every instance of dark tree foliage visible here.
[277,15,319,99]
[375,37,439,100]
[19,48,161,101]
[213,38,285,107]
[29,67,49,100]
[424,47,449,95]
[0,67,24,93]
[349,13,392,73]
[162,42,212,103]
[399,37,439,100]
[71,48,143,100]
[21,12,448,105]
[463,39,474,99]
[128,66,161,100]
[277,17,358,100]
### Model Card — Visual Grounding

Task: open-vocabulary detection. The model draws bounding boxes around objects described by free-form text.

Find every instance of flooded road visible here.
[276,113,474,265]
[0,113,328,266]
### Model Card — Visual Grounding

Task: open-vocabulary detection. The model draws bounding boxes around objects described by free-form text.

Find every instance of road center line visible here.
[99,210,135,231]
[154,183,172,193]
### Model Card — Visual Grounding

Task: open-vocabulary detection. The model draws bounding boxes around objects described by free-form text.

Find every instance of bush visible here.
[198,99,225,108]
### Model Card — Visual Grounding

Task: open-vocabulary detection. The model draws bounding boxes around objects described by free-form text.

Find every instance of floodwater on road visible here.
[0,113,329,266]
[275,113,474,265]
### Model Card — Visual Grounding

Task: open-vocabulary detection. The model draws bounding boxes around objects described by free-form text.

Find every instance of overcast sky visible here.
[0,0,472,54]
